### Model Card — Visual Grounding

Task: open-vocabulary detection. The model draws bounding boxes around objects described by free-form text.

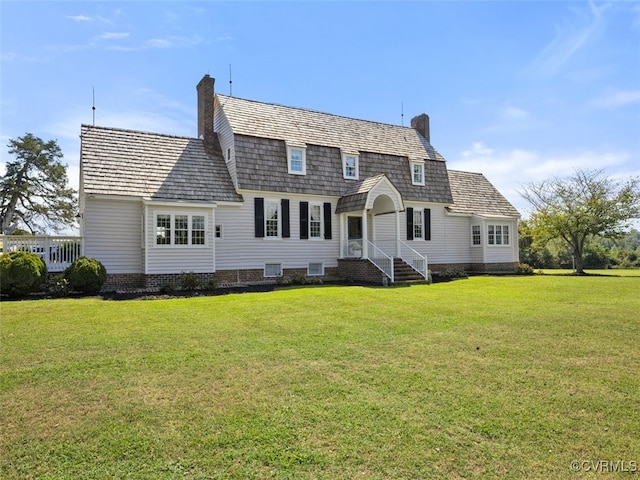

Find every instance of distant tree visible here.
[521,169,640,274]
[519,220,562,269]
[0,133,77,234]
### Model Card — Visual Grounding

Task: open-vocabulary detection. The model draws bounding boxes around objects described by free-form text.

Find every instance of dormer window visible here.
[287,145,306,175]
[342,153,359,180]
[411,160,425,186]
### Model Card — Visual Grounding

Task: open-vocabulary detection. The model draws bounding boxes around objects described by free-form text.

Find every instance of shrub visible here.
[64,257,107,294]
[47,274,70,296]
[436,266,468,280]
[179,271,201,291]
[0,251,48,297]
[159,283,177,294]
[516,263,535,275]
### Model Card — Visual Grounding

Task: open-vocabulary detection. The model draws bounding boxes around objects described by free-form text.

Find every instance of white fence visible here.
[0,235,83,272]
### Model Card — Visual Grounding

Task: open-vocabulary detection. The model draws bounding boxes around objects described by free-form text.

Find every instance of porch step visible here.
[393,258,426,283]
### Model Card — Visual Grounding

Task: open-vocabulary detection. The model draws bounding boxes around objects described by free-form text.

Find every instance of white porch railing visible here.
[0,235,83,272]
[366,240,394,283]
[399,240,428,279]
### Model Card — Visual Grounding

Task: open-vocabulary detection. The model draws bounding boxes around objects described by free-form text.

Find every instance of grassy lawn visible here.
[536,268,640,277]
[1,276,639,479]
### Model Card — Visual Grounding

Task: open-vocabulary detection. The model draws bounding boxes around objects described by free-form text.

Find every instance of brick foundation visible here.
[103,267,339,291]
[101,262,517,291]
[102,273,146,291]
[337,259,387,285]
[429,262,518,274]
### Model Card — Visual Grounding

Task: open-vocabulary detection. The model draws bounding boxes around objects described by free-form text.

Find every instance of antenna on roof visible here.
[229,64,233,96]
[401,101,404,126]
[92,87,96,126]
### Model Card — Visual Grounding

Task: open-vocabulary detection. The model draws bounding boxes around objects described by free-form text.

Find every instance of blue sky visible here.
[1,0,639,224]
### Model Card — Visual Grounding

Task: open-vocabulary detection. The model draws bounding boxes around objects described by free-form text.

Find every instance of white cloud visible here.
[66,14,111,24]
[96,32,130,41]
[591,89,640,108]
[146,38,172,49]
[525,1,610,77]
[449,141,632,217]
[107,35,203,52]
[66,14,91,22]
[502,106,530,120]
[462,142,493,158]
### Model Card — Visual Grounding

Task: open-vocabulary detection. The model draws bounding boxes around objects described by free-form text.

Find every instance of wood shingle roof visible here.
[80,125,241,203]
[217,95,454,204]
[216,94,445,162]
[447,170,520,218]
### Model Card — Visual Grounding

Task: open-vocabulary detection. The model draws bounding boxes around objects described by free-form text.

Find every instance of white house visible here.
[79,75,520,289]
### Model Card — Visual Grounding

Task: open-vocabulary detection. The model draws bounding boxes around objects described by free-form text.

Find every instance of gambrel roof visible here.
[80,125,241,203]
[216,94,445,162]
[215,95,455,204]
[447,170,520,218]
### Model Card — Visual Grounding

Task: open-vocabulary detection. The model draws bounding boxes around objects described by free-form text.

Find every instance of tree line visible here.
[520,221,640,270]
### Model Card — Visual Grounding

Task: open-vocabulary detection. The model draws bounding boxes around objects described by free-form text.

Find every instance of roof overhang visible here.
[142,198,218,208]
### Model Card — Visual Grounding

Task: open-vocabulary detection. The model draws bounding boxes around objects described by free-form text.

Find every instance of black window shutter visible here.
[424,208,431,240]
[281,199,290,238]
[254,197,264,238]
[406,207,414,240]
[300,201,309,239]
[323,202,332,239]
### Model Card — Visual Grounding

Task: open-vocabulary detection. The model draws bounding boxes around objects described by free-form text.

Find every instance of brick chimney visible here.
[197,74,215,146]
[411,113,430,143]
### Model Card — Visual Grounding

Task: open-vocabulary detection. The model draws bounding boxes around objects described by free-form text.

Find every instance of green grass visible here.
[536,268,640,276]
[1,276,639,479]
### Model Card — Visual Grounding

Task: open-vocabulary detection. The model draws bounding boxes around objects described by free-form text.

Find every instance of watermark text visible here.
[570,460,637,473]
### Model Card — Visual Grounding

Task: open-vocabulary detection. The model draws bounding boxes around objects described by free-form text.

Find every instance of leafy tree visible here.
[521,169,640,274]
[0,133,77,234]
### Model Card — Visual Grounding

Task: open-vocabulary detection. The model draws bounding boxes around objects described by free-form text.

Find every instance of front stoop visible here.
[393,258,427,284]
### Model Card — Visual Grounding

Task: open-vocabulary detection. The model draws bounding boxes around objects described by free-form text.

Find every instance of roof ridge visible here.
[80,124,197,140]
[447,169,485,176]
[216,94,415,132]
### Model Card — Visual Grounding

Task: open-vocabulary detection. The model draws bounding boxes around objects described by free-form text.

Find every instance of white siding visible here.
[482,218,519,264]
[145,205,215,274]
[399,203,472,264]
[83,198,143,274]
[373,213,397,253]
[215,192,340,271]
[214,102,237,188]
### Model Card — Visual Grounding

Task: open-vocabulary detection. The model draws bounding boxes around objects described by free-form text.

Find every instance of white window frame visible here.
[411,161,425,186]
[156,214,172,245]
[215,224,223,239]
[287,145,306,175]
[264,263,283,278]
[487,224,510,246]
[471,225,481,246]
[309,203,323,239]
[342,153,359,180]
[308,262,324,276]
[265,199,281,239]
[154,213,207,247]
[191,216,205,245]
[413,209,423,240]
